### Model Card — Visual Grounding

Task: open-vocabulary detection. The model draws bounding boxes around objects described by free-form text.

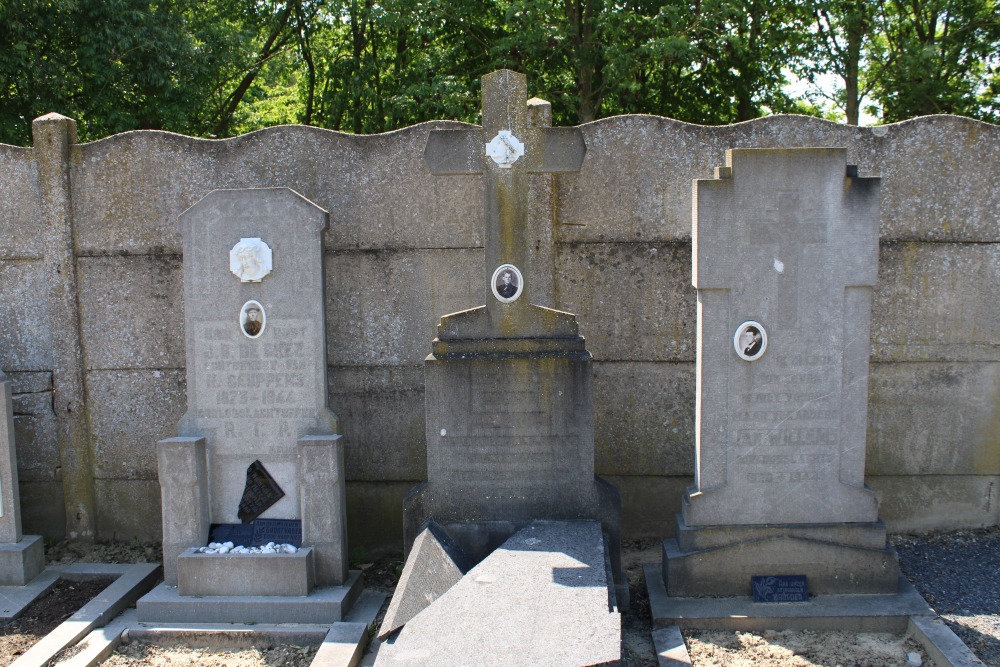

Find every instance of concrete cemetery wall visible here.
[1,112,997,554]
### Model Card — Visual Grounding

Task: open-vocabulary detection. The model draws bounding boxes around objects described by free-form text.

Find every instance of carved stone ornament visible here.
[734,320,767,361]
[230,238,273,282]
[485,130,525,169]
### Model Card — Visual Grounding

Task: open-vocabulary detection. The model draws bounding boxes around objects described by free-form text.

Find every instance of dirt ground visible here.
[0,577,116,662]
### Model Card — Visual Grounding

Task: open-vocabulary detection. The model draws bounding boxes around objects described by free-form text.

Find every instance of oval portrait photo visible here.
[491,263,523,303]
[734,321,767,361]
[240,300,267,338]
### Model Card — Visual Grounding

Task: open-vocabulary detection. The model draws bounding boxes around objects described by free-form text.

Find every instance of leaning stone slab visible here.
[375,521,621,667]
[377,519,470,640]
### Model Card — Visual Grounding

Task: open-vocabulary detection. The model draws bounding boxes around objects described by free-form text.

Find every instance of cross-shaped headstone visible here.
[748,193,829,328]
[425,70,585,334]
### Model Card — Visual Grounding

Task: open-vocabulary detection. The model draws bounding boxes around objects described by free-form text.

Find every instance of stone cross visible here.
[689,148,880,525]
[748,193,829,328]
[424,70,585,329]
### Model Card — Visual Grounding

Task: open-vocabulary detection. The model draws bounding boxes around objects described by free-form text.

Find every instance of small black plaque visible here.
[752,575,809,602]
[252,518,303,547]
[208,522,255,546]
[237,460,285,523]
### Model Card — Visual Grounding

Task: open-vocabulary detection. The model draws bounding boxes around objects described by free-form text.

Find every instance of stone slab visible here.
[51,608,136,667]
[177,547,315,597]
[10,563,160,667]
[0,567,60,621]
[662,532,899,597]
[647,564,929,633]
[0,535,44,586]
[136,570,362,624]
[0,373,23,544]
[651,624,692,667]
[312,622,369,667]
[908,615,987,667]
[673,517,890,551]
[375,521,620,667]
[125,622,332,648]
[378,520,469,639]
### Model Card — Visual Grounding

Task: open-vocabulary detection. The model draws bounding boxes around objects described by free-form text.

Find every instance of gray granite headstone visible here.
[406,70,625,602]
[663,148,898,596]
[155,188,349,591]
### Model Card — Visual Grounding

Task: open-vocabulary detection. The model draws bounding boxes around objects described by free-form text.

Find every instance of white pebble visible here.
[283,544,297,553]
[907,652,923,666]
[218,546,231,554]
[223,541,234,550]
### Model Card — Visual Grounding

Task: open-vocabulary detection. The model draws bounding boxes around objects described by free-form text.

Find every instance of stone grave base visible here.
[663,517,899,597]
[647,564,927,633]
[404,476,628,605]
[0,534,44,586]
[136,569,362,624]
[177,546,315,597]
[375,521,621,667]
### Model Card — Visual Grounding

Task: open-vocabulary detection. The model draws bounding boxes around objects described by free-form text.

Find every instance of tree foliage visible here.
[1,0,996,145]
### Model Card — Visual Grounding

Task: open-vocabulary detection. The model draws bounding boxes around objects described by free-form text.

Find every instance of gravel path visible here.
[892,526,1000,667]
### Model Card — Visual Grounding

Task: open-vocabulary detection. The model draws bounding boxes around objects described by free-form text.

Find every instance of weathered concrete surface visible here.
[375,521,621,667]
[70,123,482,256]
[0,107,996,549]
[593,362,695,477]
[78,255,185,370]
[177,547,315,597]
[0,261,51,373]
[88,369,185,481]
[869,474,1000,532]
[867,362,1000,475]
[556,242,695,362]
[326,249,482,367]
[872,243,1000,362]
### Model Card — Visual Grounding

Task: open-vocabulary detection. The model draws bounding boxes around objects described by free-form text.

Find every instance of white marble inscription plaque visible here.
[230,238,273,282]
[485,130,525,168]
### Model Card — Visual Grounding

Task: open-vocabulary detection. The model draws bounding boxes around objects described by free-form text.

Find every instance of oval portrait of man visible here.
[734,321,766,361]
[240,300,267,339]
[491,264,523,303]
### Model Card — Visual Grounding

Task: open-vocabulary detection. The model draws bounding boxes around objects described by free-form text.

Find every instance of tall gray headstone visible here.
[0,369,44,586]
[663,148,899,596]
[405,70,625,600]
[152,188,351,602]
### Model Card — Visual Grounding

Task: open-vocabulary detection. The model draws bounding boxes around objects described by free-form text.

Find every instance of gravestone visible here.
[403,70,625,601]
[0,369,44,586]
[663,148,899,596]
[138,188,360,624]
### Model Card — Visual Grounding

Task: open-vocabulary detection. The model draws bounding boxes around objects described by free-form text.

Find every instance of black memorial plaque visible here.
[752,575,809,602]
[237,460,285,523]
[208,522,255,546]
[252,518,303,547]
